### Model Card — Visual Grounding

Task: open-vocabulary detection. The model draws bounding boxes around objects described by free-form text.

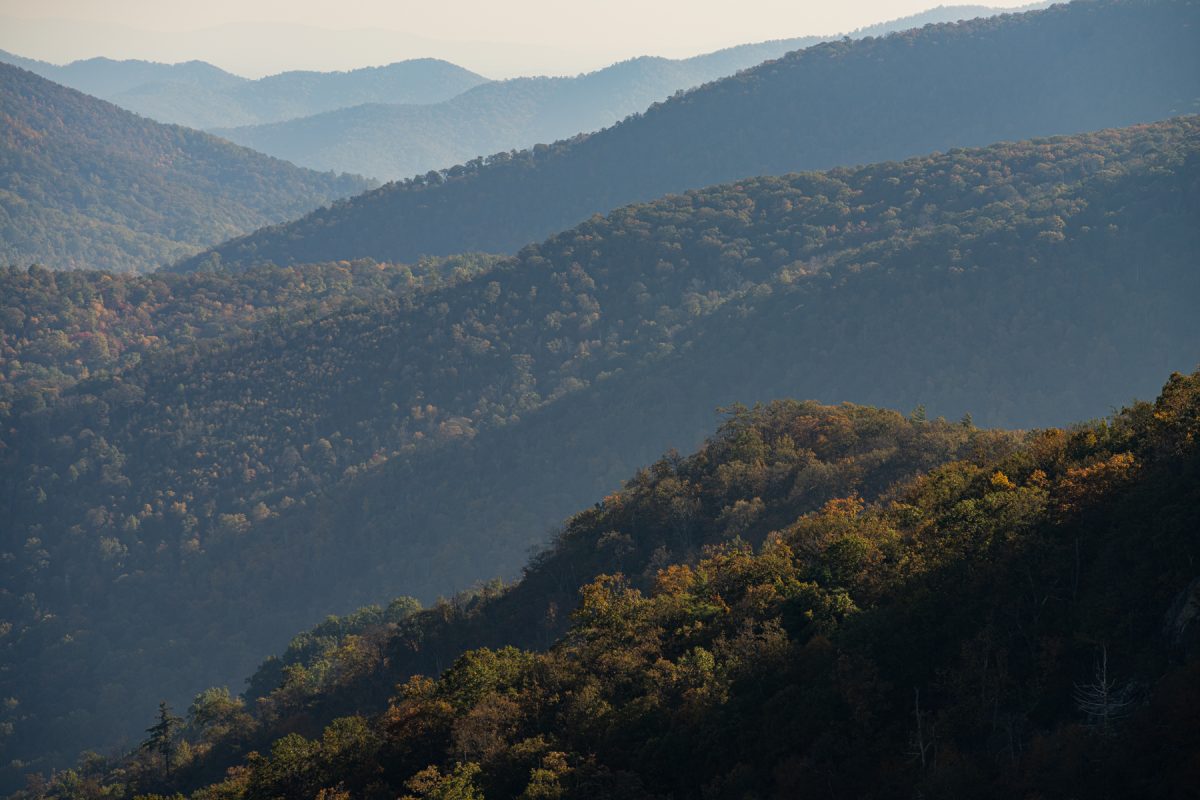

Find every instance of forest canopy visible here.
[24,368,1200,799]
[2,117,1197,790]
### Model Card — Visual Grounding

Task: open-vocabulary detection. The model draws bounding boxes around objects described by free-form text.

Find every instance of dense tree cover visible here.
[225,401,1017,727]
[0,51,488,131]
[26,369,1200,799]
[243,596,423,703]
[0,254,501,404]
[0,63,373,272]
[176,0,1200,271]
[1,118,1197,790]
[209,5,1017,181]
[24,399,1014,796]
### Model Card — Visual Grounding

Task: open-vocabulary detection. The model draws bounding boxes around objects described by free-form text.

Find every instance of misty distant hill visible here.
[0,48,244,98]
[0,50,489,129]
[0,62,373,272]
[179,0,1200,272]
[213,4,1044,180]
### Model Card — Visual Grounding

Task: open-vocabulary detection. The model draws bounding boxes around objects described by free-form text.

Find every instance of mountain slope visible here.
[210,5,1028,181]
[0,63,373,272]
[34,369,1200,799]
[2,118,1197,788]
[178,0,1200,272]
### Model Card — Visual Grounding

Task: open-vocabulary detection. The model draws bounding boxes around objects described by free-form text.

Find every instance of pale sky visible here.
[0,0,1039,78]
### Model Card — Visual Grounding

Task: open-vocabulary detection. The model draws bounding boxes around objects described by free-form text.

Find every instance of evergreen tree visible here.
[140,701,183,776]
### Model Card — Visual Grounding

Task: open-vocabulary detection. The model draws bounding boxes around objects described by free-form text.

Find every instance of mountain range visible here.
[176,0,1200,272]
[0,49,489,129]
[0,62,373,272]
[1,0,1197,795]
[0,6,1042,187]
[0,48,245,100]
[3,114,1197,790]
[210,5,1041,181]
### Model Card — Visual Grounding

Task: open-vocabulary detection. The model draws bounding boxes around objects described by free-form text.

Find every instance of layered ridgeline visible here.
[210,5,1033,181]
[2,119,1197,789]
[28,369,1200,799]
[0,63,373,272]
[0,6,1033,180]
[0,49,245,100]
[210,53,832,183]
[0,50,489,130]
[177,0,1200,271]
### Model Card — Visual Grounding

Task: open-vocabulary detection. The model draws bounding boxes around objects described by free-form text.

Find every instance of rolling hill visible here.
[210,5,1035,181]
[106,59,490,130]
[0,50,490,130]
[177,0,1200,272]
[0,62,373,272]
[0,48,244,100]
[2,117,1197,788]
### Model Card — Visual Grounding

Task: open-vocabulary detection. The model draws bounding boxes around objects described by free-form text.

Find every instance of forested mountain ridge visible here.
[0,253,503,402]
[0,63,373,272]
[176,0,1200,272]
[30,368,1200,799]
[2,118,1197,789]
[0,50,489,130]
[0,49,244,101]
[210,4,1033,181]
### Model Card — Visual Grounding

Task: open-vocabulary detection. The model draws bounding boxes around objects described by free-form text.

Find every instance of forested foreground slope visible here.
[32,369,1200,800]
[1,118,1197,788]
[177,0,1200,271]
[0,64,372,272]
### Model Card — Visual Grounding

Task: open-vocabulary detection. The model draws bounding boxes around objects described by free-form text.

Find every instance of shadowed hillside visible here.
[28,369,1200,799]
[0,63,373,272]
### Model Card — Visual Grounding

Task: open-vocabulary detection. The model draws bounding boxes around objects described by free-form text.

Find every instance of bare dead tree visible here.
[907,687,935,770]
[1073,645,1135,735]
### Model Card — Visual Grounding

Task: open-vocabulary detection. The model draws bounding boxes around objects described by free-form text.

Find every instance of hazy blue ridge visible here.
[177,0,1200,272]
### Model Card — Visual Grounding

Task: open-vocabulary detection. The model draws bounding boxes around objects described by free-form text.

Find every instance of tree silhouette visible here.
[140,701,184,775]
